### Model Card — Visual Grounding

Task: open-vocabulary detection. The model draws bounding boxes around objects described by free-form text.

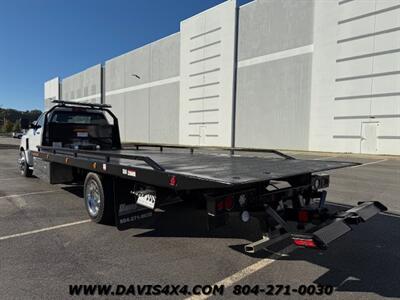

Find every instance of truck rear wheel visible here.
[84,172,113,224]
[19,151,33,177]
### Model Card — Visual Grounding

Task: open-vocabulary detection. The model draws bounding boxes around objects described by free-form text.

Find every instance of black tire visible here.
[19,151,33,177]
[84,172,114,224]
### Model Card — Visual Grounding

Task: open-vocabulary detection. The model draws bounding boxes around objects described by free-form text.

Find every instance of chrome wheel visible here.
[86,179,101,217]
[18,151,25,173]
[84,173,111,224]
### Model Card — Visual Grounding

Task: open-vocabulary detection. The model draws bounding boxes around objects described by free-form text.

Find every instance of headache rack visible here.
[51,100,112,109]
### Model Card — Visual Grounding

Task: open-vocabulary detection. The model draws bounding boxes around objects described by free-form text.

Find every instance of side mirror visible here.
[20,118,30,130]
[29,122,39,130]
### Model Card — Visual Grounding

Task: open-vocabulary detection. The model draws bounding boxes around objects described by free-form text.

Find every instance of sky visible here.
[0,0,251,111]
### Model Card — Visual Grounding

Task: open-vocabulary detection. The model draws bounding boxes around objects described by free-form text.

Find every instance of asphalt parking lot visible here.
[0,137,399,299]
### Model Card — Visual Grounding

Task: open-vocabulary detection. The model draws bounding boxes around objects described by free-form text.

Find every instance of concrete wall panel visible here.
[44,77,60,110]
[150,33,180,81]
[124,89,149,143]
[336,57,374,78]
[338,0,375,20]
[105,56,125,92]
[105,94,126,141]
[124,45,151,88]
[61,64,101,103]
[338,16,375,40]
[105,33,181,144]
[235,54,312,150]
[179,0,237,147]
[310,0,400,155]
[238,0,314,61]
[149,82,180,144]
[375,8,400,31]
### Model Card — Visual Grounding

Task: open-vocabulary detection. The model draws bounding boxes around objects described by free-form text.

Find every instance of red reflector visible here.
[169,176,177,186]
[216,201,224,211]
[293,238,317,248]
[298,210,309,222]
[224,195,234,210]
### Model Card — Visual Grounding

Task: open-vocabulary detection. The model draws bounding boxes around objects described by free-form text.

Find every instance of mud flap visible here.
[205,193,229,230]
[115,201,154,231]
[112,178,183,231]
[112,178,155,231]
[292,201,387,249]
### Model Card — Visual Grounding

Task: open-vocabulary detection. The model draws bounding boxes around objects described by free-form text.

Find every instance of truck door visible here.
[29,113,45,151]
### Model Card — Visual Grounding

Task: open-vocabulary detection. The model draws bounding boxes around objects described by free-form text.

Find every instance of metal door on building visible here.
[361,122,379,154]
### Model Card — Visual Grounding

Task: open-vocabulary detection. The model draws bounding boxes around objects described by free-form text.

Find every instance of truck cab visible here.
[19,101,121,177]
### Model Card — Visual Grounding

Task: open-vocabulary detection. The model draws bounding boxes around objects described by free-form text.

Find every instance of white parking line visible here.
[350,159,387,169]
[185,245,296,300]
[0,177,21,181]
[0,219,91,241]
[0,190,59,200]
[312,155,340,160]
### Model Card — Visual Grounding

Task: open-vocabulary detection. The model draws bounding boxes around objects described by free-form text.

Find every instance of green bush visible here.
[13,121,21,132]
[2,119,14,133]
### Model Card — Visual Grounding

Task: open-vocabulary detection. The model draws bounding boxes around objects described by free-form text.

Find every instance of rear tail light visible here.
[216,200,224,211]
[215,195,234,211]
[224,195,234,211]
[298,210,309,222]
[292,238,317,248]
[169,175,177,186]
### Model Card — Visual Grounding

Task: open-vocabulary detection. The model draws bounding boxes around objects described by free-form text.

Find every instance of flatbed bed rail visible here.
[38,146,165,171]
[124,142,295,160]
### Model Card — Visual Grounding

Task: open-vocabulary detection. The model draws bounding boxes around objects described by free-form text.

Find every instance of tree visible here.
[0,107,42,128]
[13,120,21,132]
[2,119,13,133]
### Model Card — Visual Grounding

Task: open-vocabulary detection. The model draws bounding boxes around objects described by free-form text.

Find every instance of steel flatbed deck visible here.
[35,146,356,190]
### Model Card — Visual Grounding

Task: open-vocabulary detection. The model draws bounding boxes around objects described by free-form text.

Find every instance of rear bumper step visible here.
[292,201,387,249]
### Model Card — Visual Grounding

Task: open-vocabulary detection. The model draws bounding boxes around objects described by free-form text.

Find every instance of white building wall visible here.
[235,0,314,151]
[44,77,60,110]
[45,0,400,155]
[310,0,400,155]
[179,0,237,147]
[61,64,102,104]
[104,33,180,144]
